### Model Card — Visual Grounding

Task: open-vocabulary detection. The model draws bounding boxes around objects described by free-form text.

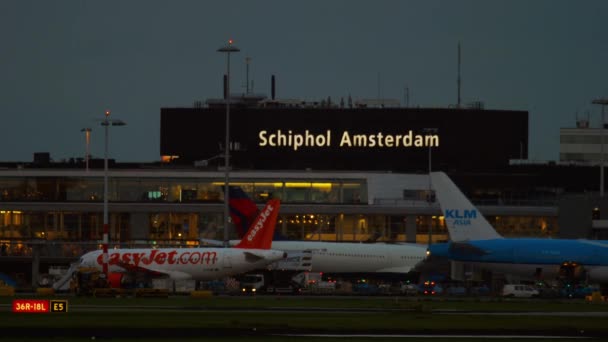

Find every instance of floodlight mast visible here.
[217,40,240,247]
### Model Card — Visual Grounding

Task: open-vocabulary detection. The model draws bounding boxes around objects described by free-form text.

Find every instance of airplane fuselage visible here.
[430,238,608,282]
[79,247,286,281]
[270,241,428,274]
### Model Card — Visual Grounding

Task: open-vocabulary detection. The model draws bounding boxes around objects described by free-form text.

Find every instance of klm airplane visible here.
[428,171,608,283]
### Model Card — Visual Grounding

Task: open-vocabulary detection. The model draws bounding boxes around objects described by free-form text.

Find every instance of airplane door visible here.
[223,254,233,269]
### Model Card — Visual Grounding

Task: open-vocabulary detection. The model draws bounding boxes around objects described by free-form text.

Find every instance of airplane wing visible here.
[115,261,192,280]
[199,238,239,247]
[199,238,224,247]
[580,240,608,248]
[449,242,488,257]
[145,269,192,280]
[243,251,271,262]
[375,266,413,273]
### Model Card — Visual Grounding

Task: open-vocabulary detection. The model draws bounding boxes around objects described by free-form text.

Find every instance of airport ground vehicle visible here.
[400,283,419,295]
[240,271,336,294]
[560,284,601,298]
[445,285,467,296]
[501,284,539,298]
[70,267,109,296]
[420,280,443,295]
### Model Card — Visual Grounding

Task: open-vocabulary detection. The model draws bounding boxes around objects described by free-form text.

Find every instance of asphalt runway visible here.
[1,297,607,339]
[3,302,608,317]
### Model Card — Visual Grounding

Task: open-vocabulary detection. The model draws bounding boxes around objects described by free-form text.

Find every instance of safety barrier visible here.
[585,292,607,303]
[190,290,213,298]
[0,286,15,296]
[134,288,169,298]
[93,288,126,298]
[36,287,55,296]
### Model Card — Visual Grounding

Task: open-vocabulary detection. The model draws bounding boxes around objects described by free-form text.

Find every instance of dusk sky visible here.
[1,0,607,163]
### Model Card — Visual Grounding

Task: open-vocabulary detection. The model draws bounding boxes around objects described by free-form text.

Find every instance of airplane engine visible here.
[587,267,608,283]
[108,272,124,288]
[559,262,586,282]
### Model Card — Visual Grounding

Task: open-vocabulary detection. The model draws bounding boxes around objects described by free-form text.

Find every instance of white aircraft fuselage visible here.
[79,247,286,281]
[269,241,428,274]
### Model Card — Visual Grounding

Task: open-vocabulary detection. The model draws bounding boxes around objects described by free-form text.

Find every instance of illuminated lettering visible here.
[368,134,376,147]
[352,134,367,147]
[340,131,352,146]
[445,209,477,219]
[278,130,288,146]
[453,219,472,225]
[403,131,413,146]
[316,131,329,146]
[377,132,384,147]
[262,129,439,149]
[13,300,50,313]
[425,135,439,147]
[259,130,331,151]
[247,204,274,242]
[259,131,268,146]
[384,134,393,147]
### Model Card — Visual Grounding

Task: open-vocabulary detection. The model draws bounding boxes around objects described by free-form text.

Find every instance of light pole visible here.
[423,127,438,245]
[81,128,92,172]
[218,39,240,247]
[593,99,608,198]
[100,110,126,276]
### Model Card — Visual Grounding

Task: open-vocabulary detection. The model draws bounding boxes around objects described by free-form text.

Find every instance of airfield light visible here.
[592,98,608,197]
[217,40,240,247]
[100,110,126,276]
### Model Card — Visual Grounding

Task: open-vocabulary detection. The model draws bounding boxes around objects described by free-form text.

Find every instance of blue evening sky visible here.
[1,0,606,162]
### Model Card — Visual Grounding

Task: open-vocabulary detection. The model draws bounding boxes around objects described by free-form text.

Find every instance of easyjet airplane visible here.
[74,199,286,284]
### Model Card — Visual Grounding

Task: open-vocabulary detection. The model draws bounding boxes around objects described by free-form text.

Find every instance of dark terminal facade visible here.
[161,105,528,172]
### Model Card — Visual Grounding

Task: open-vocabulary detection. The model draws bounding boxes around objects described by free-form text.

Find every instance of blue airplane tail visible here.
[430,171,502,242]
[0,272,17,287]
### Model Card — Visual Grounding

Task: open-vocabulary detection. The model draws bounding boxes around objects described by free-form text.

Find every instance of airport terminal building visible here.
[1,96,606,286]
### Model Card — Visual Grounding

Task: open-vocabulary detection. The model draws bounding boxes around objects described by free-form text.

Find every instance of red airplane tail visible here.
[228,186,260,238]
[234,199,280,249]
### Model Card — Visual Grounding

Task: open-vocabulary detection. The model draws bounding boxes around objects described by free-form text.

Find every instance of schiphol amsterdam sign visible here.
[258,129,439,151]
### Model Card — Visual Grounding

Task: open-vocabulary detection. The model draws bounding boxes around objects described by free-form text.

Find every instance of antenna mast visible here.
[457,42,461,108]
[245,57,251,94]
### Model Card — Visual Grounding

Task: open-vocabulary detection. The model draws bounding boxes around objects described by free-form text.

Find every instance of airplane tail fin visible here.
[234,199,280,249]
[430,171,502,242]
[229,186,261,238]
[228,186,289,241]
